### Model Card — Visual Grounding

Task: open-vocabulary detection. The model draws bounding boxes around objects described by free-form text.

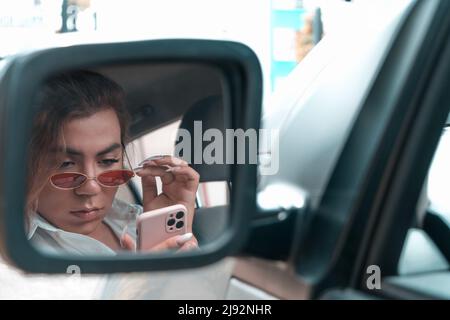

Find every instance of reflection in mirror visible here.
[25,63,230,257]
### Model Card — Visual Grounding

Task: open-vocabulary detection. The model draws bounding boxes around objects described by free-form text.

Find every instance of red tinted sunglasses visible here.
[49,150,135,190]
[49,169,135,190]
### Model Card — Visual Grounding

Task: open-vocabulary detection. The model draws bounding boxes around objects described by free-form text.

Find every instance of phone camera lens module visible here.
[176,221,184,229]
[167,219,176,226]
[176,211,184,219]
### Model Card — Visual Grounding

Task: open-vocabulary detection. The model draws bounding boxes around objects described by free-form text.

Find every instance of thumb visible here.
[121,233,136,251]
[141,174,158,207]
[147,233,193,252]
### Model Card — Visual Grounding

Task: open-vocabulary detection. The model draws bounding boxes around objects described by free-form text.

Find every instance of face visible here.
[37,108,123,237]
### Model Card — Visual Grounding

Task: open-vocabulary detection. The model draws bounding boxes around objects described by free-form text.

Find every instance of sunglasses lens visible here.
[98,170,134,187]
[51,173,87,189]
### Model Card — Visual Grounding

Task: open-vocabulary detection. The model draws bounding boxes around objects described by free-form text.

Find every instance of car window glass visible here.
[398,125,450,275]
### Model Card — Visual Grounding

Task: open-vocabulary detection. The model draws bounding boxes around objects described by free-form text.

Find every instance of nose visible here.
[74,177,102,196]
[74,167,102,196]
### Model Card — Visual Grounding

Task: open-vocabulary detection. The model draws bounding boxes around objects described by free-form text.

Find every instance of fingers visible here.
[136,164,175,186]
[151,156,188,167]
[167,166,200,183]
[121,233,136,251]
[145,233,194,252]
[135,155,188,171]
[135,158,199,186]
[135,160,168,203]
[177,237,199,252]
[137,155,171,166]
[136,162,170,178]
[136,233,199,253]
[134,156,199,222]
[136,165,159,203]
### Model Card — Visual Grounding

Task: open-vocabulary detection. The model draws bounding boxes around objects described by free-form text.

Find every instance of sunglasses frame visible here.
[48,149,136,190]
[49,169,136,190]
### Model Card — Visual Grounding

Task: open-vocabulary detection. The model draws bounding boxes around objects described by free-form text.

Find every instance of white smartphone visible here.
[136,204,188,251]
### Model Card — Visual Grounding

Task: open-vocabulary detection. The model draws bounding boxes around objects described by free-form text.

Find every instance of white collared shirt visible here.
[27,198,143,256]
[2,199,235,299]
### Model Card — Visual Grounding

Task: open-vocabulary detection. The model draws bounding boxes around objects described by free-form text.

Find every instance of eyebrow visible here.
[52,143,122,157]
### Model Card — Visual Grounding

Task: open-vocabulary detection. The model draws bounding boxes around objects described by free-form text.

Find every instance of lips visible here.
[70,207,103,221]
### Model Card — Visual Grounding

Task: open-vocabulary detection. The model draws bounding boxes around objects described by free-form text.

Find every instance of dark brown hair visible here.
[27,70,130,211]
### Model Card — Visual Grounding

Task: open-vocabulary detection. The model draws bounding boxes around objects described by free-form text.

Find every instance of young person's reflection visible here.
[26,70,199,255]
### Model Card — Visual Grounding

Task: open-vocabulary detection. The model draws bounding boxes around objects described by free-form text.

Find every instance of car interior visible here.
[92,63,273,299]
[93,62,230,246]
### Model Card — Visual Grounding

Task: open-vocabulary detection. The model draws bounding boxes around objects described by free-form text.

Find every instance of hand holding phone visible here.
[134,155,199,234]
[136,204,190,251]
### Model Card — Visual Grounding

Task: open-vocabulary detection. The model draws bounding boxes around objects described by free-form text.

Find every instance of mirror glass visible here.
[25,62,232,257]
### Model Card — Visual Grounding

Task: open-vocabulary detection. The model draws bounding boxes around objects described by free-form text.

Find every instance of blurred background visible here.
[0,0,387,219]
[0,0,372,102]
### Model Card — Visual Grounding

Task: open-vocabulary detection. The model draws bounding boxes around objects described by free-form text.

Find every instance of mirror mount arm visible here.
[241,185,310,261]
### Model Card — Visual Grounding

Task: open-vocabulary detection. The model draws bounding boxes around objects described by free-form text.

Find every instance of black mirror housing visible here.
[0,39,262,274]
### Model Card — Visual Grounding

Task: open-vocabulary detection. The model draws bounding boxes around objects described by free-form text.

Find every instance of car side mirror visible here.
[0,39,262,274]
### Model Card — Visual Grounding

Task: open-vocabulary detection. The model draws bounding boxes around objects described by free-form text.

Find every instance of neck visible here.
[89,221,121,250]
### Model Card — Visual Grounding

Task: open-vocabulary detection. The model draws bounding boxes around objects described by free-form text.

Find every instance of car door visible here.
[227,0,450,300]
[322,0,450,300]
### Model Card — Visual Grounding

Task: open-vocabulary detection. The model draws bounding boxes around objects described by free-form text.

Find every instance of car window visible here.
[398,125,450,275]
[428,127,450,224]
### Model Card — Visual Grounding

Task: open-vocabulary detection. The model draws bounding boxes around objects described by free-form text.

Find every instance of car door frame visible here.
[229,0,450,300]
[319,0,450,299]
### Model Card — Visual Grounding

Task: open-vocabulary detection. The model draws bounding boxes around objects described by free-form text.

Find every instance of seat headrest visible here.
[175,95,230,182]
